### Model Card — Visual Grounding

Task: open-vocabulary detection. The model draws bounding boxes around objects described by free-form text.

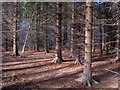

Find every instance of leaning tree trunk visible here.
[75,1,99,86]
[21,12,34,54]
[21,29,29,54]
[51,2,63,64]
[13,2,19,56]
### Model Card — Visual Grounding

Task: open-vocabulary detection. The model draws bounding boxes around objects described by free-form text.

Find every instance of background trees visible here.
[2,1,120,87]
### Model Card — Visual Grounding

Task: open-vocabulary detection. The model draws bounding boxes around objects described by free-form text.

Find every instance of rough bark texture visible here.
[92,29,95,54]
[13,2,19,56]
[70,3,75,58]
[75,1,99,86]
[115,3,120,61]
[100,20,103,55]
[70,3,85,65]
[102,23,105,51]
[82,2,94,86]
[44,8,49,53]
[44,24,49,53]
[51,2,63,64]
[5,38,8,51]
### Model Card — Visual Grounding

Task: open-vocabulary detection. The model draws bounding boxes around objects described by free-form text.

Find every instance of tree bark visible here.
[82,2,99,86]
[92,29,96,54]
[51,2,63,64]
[102,22,105,51]
[13,2,19,56]
[5,38,8,51]
[100,19,103,55]
[44,3,49,53]
[75,1,99,86]
[44,24,49,53]
[70,2,75,58]
[115,3,120,61]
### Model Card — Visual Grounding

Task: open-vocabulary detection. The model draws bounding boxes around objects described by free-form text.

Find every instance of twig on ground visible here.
[104,69,120,76]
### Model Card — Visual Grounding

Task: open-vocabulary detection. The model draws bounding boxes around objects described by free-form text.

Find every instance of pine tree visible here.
[51,2,63,64]
[75,1,99,86]
[13,2,19,56]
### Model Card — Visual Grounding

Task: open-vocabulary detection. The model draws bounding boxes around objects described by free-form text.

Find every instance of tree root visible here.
[51,57,63,64]
[75,60,84,65]
[11,53,20,57]
[75,77,99,87]
[69,53,75,58]
[113,56,119,62]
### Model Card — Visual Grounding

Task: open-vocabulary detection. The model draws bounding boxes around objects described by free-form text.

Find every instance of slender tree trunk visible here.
[92,29,96,54]
[92,18,96,54]
[106,32,109,54]
[21,12,34,53]
[5,38,8,51]
[102,22,105,51]
[35,10,39,51]
[44,3,49,53]
[115,3,120,61]
[21,30,29,53]
[51,2,63,64]
[13,2,19,56]
[70,2,75,58]
[44,20,49,53]
[116,25,120,61]
[75,1,99,86]
[100,19,103,55]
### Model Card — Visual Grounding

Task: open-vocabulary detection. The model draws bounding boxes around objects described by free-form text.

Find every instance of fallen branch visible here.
[104,69,120,76]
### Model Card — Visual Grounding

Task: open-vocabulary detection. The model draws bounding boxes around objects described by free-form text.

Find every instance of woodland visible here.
[1,1,120,90]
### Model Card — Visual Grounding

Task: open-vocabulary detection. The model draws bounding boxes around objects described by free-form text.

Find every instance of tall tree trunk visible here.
[106,31,109,54]
[75,1,99,86]
[83,2,92,86]
[35,9,39,51]
[51,2,63,64]
[102,22,105,51]
[100,19,103,55]
[13,2,19,56]
[92,29,96,54]
[44,24,49,53]
[82,1,99,86]
[44,3,49,53]
[70,2,75,58]
[115,3,120,61]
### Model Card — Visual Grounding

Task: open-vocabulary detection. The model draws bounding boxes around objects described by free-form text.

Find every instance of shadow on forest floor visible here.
[2,51,119,89]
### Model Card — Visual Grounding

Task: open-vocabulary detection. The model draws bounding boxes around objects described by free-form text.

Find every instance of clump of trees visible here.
[2,1,120,86]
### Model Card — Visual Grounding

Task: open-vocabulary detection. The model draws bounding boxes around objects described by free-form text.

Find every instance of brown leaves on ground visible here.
[2,50,119,90]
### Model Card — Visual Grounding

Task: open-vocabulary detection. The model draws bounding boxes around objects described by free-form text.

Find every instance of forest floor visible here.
[2,50,120,90]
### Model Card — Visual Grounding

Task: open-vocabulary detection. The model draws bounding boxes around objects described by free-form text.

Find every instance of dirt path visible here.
[2,51,119,89]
